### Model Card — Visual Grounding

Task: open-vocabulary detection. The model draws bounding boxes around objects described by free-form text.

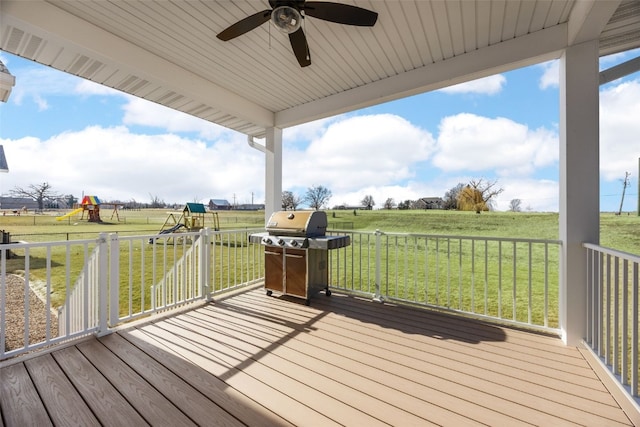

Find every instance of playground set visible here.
[156,203,220,236]
[56,195,123,222]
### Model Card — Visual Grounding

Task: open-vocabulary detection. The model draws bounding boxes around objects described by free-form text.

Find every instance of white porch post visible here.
[559,40,600,346]
[264,127,283,223]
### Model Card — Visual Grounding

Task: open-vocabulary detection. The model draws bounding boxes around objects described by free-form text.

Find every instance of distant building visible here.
[416,197,444,210]
[236,204,265,211]
[333,205,366,210]
[208,199,232,211]
[0,197,38,211]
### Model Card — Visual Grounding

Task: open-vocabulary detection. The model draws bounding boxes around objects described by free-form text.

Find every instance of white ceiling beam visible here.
[2,1,275,129]
[600,55,640,85]
[567,0,621,45]
[275,24,568,129]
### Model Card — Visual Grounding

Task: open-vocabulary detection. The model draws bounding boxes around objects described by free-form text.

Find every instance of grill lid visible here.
[265,210,327,237]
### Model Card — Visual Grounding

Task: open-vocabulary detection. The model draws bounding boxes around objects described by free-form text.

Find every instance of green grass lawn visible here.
[2,208,637,253]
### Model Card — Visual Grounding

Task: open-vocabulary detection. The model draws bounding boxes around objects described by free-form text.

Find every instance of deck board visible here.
[52,345,149,426]
[24,354,101,427]
[98,333,244,427]
[0,287,634,426]
[119,328,295,427]
[76,338,197,426]
[222,292,629,426]
[0,363,53,427]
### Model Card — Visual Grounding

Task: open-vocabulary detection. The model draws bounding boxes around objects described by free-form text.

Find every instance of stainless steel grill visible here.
[249,210,350,305]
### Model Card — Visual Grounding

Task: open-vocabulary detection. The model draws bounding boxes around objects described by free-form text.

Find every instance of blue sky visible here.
[0,49,639,212]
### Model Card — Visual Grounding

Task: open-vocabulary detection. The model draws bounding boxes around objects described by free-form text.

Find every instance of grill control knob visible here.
[291,240,299,247]
[263,238,272,245]
[278,239,285,246]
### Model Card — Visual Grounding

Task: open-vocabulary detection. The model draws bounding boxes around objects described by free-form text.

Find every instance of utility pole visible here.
[617,171,630,215]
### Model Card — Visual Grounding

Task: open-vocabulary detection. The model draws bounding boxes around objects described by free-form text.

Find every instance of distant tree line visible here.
[15,179,522,214]
[282,179,517,213]
[8,182,193,211]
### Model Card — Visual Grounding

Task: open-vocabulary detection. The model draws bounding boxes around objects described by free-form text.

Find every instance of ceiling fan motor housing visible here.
[271,6,302,34]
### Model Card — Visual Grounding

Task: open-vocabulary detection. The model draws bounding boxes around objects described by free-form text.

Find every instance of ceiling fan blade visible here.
[303,2,378,26]
[217,10,271,41]
[289,27,311,67]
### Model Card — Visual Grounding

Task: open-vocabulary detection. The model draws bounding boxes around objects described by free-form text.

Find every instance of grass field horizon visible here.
[2,208,638,254]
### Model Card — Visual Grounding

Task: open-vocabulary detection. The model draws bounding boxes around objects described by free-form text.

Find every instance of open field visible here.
[1,208,638,254]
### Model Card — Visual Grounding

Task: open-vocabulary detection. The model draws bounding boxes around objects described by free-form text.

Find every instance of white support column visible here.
[264,127,283,224]
[559,40,600,346]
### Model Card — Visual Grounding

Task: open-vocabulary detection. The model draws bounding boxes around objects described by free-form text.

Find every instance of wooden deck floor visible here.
[0,287,634,426]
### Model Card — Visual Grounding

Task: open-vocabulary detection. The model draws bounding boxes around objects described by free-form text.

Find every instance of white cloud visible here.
[282,114,435,200]
[0,126,264,204]
[538,60,559,89]
[494,178,558,212]
[600,78,640,181]
[8,65,79,109]
[439,74,506,95]
[432,113,558,176]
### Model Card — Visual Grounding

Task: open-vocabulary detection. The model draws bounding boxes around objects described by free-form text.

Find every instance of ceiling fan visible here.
[217,1,378,67]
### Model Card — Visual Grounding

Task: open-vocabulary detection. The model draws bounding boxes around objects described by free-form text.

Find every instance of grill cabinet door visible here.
[284,249,306,297]
[264,247,284,293]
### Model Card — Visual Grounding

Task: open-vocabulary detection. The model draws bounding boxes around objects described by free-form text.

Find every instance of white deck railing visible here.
[1,237,103,359]
[57,243,102,336]
[1,228,263,360]
[328,230,562,333]
[5,229,640,407]
[584,243,640,399]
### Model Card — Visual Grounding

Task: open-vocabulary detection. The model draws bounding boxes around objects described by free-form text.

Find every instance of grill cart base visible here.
[263,246,330,305]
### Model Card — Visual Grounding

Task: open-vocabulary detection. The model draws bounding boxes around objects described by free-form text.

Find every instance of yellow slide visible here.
[56,207,84,221]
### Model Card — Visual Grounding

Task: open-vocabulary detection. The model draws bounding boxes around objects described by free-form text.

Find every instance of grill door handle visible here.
[285,254,304,259]
[265,251,281,256]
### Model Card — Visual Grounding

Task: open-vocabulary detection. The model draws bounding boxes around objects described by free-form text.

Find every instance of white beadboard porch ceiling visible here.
[2,1,639,138]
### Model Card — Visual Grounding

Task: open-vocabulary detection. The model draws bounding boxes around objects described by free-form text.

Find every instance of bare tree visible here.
[383,198,396,209]
[282,191,302,210]
[149,193,165,208]
[282,191,293,210]
[10,182,61,211]
[361,195,375,210]
[457,179,504,213]
[304,185,332,210]
[509,198,522,212]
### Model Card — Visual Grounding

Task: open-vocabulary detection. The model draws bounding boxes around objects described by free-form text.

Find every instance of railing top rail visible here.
[115,227,266,242]
[583,242,640,263]
[0,238,100,249]
[328,229,562,245]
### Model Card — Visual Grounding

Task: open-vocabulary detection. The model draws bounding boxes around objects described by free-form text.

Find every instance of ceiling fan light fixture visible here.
[271,6,302,34]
